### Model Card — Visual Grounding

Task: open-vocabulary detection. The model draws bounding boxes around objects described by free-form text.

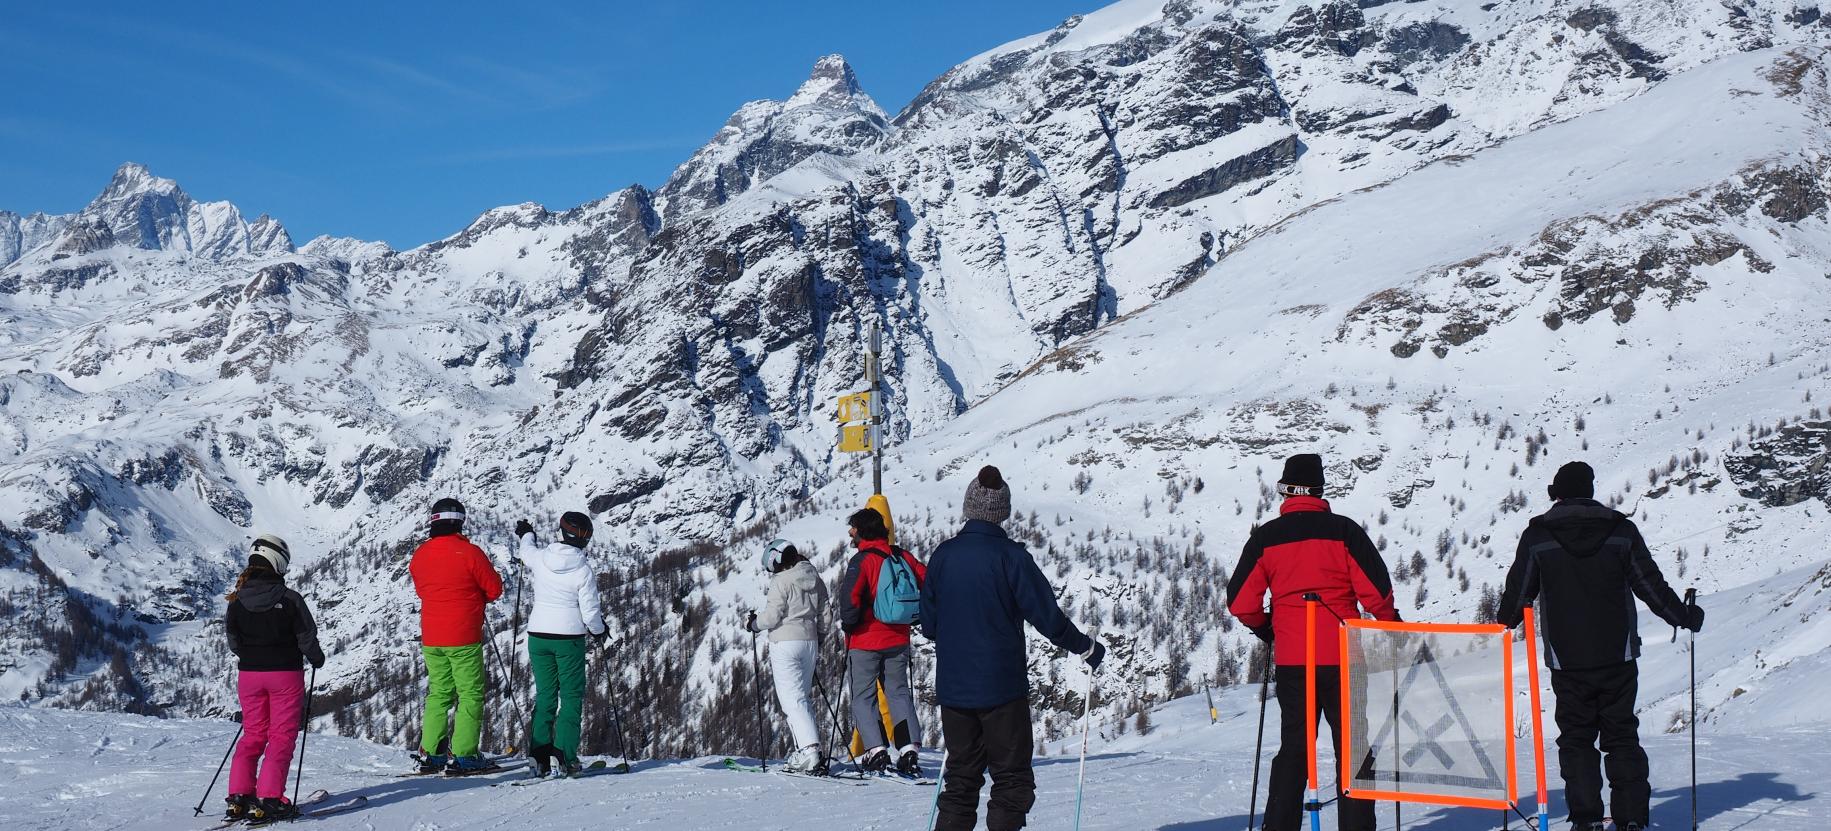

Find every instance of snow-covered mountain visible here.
[0,0,1827,759]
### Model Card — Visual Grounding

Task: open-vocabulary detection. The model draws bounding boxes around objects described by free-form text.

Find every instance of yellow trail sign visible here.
[836,391,873,424]
[838,423,874,454]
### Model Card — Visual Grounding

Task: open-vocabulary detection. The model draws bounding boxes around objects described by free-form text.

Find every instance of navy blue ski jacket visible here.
[919,519,1092,709]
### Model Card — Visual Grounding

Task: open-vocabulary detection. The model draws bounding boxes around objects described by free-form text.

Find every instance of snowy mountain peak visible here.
[96,161,185,204]
[657,54,887,220]
[786,53,883,116]
[4,162,299,264]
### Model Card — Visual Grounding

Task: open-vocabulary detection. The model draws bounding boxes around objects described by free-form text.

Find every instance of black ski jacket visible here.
[1497,498,1689,671]
[226,577,325,672]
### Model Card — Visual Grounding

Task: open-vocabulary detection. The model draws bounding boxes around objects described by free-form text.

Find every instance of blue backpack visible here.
[872,549,922,625]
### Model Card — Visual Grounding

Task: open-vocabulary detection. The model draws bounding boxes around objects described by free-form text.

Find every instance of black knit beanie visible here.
[1549,461,1595,500]
[1278,454,1325,495]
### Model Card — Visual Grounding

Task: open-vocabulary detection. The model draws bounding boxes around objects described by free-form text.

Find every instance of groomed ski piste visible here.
[4,558,1826,830]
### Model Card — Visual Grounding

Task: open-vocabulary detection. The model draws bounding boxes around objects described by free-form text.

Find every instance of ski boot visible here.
[560,757,584,778]
[416,752,449,774]
[531,744,555,778]
[858,747,891,774]
[895,747,922,777]
[445,755,501,776]
[248,796,299,823]
[784,746,825,774]
[223,793,254,821]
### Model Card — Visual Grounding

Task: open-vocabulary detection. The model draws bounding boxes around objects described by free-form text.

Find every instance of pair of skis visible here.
[395,752,527,778]
[499,759,632,786]
[721,757,932,787]
[203,790,369,829]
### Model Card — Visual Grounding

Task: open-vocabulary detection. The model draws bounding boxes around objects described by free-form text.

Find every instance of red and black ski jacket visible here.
[1226,496,1399,667]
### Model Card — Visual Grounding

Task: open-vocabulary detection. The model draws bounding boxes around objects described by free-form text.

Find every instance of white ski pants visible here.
[769,638,821,750]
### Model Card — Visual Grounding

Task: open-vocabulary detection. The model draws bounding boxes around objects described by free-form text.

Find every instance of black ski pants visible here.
[1551,661,1649,827]
[1265,666,1375,831]
[936,696,1034,831]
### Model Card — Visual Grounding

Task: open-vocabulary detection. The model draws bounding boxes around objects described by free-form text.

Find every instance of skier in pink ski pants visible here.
[223,535,325,823]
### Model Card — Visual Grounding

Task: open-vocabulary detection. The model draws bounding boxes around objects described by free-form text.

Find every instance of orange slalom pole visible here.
[1339,624,1352,803]
[1504,628,1518,808]
[1524,608,1549,831]
[1305,599,1321,831]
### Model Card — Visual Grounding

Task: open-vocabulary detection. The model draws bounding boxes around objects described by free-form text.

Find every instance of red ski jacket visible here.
[410,533,504,648]
[840,539,927,652]
[1226,496,1399,666]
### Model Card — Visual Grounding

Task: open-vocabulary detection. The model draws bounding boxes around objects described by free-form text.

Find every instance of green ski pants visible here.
[420,644,487,758]
[529,635,588,763]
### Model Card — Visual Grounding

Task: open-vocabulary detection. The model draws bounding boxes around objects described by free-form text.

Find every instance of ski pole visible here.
[292,666,315,808]
[1685,587,1698,831]
[604,644,631,767]
[1248,638,1272,831]
[924,747,946,831]
[192,721,243,816]
[824,644,861,770]
[1073,662,1096,831]
[484,626,525,753]
[750,625,770,771]
[1204,675,1217,725]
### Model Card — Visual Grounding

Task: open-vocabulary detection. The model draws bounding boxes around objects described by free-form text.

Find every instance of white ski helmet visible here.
[252,534,291,575]
[762,539,796,572]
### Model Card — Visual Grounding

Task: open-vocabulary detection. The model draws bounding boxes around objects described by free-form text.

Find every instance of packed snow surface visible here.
[5,562,1830,829]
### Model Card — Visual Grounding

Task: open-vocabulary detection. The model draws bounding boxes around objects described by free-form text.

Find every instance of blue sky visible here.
[2,2,1097,248]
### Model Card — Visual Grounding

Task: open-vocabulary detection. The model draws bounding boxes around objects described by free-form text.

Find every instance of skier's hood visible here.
[783,560,820,591]
[236,576,289,612]
[542,542,588,575]
[1530,498,1627,558]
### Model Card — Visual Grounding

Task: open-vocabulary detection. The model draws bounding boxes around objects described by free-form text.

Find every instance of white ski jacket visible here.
[758,560,828,644]
[514,533,606,637]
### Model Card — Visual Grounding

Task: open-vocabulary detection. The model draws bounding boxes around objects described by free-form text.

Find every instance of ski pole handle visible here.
[1673,588,1697,642]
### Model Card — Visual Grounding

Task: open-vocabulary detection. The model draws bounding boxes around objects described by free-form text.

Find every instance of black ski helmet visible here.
[430,497,466,537]
[559,511,593,547]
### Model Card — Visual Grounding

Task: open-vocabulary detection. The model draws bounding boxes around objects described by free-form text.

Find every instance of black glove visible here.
[515,519,534,538]
[1684,603,1705,632]
[1251,626,1275,645]
[745,611,759,634]
[590,628,609,649]
[1082,641,1106,672]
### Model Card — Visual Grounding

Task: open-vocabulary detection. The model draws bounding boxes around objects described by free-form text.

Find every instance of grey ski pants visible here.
[848,645,921,751]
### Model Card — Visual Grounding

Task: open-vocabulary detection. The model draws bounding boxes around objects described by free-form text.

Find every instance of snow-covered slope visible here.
[0,0,1827,760]
[4,562,1829,829]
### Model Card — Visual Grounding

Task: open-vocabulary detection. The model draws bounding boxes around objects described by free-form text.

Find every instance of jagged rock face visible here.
[1727,420,1831,506]
[0,211,74,267]
[1340,154,1824,358]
